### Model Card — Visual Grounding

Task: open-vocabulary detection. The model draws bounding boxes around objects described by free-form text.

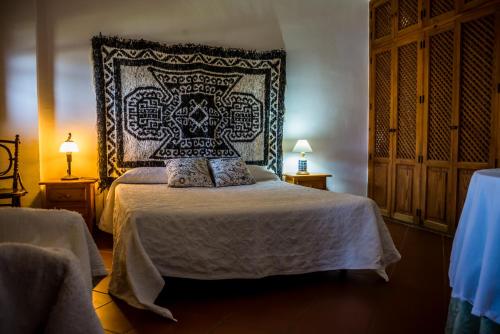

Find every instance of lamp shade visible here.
[59,141,79,153]
[292,140,313,153]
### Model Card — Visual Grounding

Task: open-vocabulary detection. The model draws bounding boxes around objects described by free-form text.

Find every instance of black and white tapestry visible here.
[92,36,286,188]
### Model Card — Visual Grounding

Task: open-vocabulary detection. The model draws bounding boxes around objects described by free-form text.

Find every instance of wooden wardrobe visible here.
[368,0,500,234]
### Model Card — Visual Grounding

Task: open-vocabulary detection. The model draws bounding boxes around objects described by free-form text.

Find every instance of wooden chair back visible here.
[0,135,27,206]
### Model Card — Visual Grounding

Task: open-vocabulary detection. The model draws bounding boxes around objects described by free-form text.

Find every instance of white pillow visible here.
[165,158,214,188]
[116,167,169,184]
[247,165,280,182]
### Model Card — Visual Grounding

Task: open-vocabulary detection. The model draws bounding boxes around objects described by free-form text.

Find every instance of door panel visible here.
[427,30,454,163]
[373,0,393,42]
[373,162,390,212]
[374,50,392,160]
[392,40,420,223]
[454,12,497,227]
[397,0,420,32]
[424,0,458,26]
[394,164,414,219]
[424,167,449,231]
[396,42,418,162]
[371,49,393,216]
[422,27,455,231]
[429,0,455,19]
[457,14,495,164]
[456,168,475,218]
[462,0,496,12]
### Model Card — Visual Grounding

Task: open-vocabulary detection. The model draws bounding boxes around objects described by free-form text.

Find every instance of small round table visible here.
[447,169,500,332]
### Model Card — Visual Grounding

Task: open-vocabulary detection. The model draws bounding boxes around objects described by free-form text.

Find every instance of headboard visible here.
[92,36,286,188]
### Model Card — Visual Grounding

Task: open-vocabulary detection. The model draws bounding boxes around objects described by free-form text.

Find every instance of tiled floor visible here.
[93,222,453,334]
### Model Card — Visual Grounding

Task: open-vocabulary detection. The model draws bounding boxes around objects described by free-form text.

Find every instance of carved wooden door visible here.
[454,10,498,229]
[391,38,422,223]
[369,0,499,233]
[370,48,394,216]
[421,26,456,232]
[421,9,499,233]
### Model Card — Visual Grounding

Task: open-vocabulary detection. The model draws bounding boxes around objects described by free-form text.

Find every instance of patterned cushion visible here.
[208,158,256,187]
[165,158,213,188]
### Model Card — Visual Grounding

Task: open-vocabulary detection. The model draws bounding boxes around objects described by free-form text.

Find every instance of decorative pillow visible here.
[117,167,169,184]
[208,158,256,187]
[165,158,213,188]
[246,165,280,182]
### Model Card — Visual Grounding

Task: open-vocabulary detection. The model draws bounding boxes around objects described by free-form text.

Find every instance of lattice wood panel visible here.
[375,51,392,158]
[396,42,417,160]
[457,168,475,220]
[398,0,419,30]
[458,15,495,163]
[427,30,454,161]
[375,2,392,39]
[430,0,455,18]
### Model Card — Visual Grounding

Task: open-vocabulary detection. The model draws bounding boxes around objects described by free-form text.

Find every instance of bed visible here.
[93,37,399,321]
[99,168,401,320]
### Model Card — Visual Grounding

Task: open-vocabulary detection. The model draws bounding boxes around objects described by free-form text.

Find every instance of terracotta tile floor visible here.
[93,222,453,334]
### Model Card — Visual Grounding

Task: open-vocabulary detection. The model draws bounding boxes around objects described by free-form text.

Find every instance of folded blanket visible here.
[0,243,104,334]
[0,207,108,289]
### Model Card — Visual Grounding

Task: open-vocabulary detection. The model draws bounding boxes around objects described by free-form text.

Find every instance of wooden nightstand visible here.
[39,179,98,232]
[283,173,332,190]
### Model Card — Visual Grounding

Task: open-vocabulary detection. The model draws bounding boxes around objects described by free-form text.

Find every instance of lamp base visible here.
[61,175,79,180]
[297,159,309,175]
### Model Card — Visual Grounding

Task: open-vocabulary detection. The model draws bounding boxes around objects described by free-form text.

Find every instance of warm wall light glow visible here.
[292,139,313,153]
[59,141,79,153]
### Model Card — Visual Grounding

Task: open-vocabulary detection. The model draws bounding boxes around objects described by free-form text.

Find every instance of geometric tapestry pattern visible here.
[92,36,286,188]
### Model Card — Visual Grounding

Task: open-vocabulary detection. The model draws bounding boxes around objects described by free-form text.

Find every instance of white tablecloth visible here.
[449,169,500,324]
[0,207,108,290]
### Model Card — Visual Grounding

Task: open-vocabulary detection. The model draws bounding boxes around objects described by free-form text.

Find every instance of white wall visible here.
[275,0,369,194]
[1,0,369,209]
[0,0,40,206]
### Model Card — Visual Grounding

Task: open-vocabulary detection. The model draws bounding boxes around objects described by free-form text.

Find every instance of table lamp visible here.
[59,133,79,180]
[292,139,313,175]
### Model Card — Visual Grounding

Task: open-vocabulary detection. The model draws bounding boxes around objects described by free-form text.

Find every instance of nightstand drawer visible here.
[40,179,97,233]
[299,180,326,189]
[283,173,331,191]
[47,187,86,202]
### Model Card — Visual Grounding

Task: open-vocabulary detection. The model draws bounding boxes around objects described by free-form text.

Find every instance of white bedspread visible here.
[101,180,400,320]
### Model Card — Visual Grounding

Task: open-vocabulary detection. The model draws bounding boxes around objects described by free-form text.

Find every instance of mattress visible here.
[102,180,401,320]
